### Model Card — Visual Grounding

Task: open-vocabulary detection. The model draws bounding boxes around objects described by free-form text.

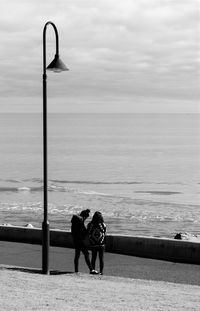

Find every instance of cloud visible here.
[0,0,198,112]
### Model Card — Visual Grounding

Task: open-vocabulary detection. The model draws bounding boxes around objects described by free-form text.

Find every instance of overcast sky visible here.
[0,0,199,113]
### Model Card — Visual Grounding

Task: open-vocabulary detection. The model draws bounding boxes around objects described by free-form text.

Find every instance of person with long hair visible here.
[87,211,106,275]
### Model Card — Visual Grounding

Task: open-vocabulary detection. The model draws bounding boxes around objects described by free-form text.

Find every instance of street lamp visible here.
[42,21,68,274]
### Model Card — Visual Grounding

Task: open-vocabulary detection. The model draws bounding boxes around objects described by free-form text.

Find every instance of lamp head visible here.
[46,54,69,72]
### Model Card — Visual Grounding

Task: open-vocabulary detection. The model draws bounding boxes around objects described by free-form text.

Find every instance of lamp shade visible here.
[46,54,69,72]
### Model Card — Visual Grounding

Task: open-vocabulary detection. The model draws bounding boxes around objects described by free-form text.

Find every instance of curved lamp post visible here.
[42,21,68,274]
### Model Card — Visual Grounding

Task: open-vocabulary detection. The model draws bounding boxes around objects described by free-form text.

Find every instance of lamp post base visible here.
[42,221,50,274]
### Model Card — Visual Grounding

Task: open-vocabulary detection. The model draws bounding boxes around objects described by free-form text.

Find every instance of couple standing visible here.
[71,209,106,275]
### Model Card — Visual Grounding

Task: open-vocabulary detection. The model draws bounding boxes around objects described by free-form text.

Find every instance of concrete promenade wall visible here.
[0,225,200,264]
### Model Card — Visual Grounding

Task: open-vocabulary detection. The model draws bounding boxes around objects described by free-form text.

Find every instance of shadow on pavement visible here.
[0,265,73,275]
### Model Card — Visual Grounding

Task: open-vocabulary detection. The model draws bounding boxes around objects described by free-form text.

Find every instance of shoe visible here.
[99,272,103,275]
[90,270,99,275]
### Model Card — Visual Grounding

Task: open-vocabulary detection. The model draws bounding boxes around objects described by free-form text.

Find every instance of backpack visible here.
[88,222,106,246]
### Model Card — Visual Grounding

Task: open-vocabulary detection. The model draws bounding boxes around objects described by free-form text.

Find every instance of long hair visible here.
[91,211,104,224]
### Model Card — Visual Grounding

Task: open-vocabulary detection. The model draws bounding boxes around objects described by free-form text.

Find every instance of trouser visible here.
[74,241,93,272]
[91,246,105,273]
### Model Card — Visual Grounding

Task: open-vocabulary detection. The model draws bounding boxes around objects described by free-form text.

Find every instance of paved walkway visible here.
[1,241,200,285]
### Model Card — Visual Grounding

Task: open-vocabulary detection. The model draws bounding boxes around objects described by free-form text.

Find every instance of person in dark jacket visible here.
[71,209,98,274]
[87,211,106,275]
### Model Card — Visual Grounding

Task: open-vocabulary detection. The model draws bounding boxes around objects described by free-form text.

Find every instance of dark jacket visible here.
[71,215,87,242]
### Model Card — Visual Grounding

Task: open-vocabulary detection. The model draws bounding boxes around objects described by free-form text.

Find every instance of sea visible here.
[0,113,199,238]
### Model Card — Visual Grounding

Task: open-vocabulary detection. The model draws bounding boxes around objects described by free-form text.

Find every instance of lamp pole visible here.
[42,21,68,274]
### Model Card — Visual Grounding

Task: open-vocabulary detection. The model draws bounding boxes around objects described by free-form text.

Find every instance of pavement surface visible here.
[1,241,200,285]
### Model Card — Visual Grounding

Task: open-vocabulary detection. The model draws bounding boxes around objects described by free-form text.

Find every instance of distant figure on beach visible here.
[71,209,98,274]
[87,211,106,275]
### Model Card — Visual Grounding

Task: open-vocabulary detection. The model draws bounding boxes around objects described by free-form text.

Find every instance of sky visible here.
[0,0,199,113]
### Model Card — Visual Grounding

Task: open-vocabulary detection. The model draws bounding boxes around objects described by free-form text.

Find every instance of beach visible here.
[0,0,198,309]
[0,112,199,310]
[0,241,200,310]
